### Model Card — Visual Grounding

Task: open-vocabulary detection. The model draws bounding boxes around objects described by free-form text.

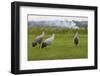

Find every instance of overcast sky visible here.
[28,15,88,21]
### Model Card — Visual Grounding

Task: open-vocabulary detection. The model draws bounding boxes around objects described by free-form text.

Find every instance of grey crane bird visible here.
[41,34,55,48]
[32,32,45,47]
[73,32,79,47]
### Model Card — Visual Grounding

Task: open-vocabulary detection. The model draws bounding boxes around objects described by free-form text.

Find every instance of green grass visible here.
[28,32,88,61]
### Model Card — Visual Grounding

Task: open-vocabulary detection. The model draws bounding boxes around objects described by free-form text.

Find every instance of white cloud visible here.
[28,15,88,21]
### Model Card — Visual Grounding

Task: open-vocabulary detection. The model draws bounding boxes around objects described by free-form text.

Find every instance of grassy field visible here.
[28,27,88,61]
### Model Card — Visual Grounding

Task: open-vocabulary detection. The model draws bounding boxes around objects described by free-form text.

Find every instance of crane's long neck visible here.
[41,32,44,37]
[74,32,78,38]
[51,34,55,40]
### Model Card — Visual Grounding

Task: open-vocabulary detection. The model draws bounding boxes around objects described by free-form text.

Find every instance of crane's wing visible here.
[44,38,52,45]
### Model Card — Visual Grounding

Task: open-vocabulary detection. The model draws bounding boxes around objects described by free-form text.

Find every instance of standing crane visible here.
[32,32,45,47]
[41,34,55,48]
[73,32,79,47]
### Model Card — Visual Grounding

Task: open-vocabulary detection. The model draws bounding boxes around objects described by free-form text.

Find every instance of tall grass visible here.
[28,26,87,35]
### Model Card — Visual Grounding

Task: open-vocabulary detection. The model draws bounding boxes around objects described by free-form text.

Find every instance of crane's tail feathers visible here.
[32,42,37,47]
[41,43,47,48]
